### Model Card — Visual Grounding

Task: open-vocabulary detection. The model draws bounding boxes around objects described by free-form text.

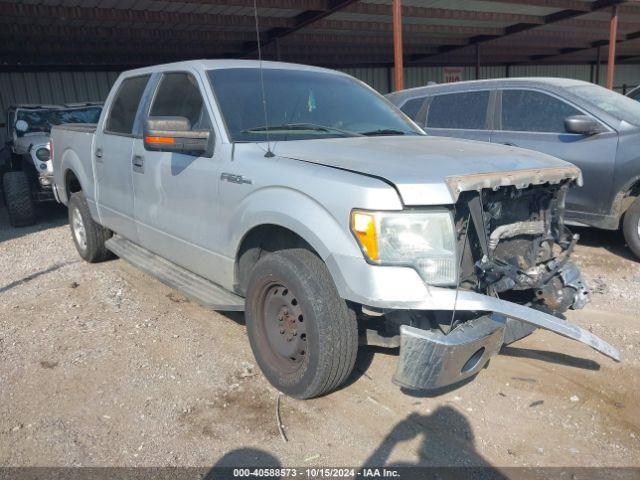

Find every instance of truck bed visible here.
[53,123,97,134]
[51,123,97,205]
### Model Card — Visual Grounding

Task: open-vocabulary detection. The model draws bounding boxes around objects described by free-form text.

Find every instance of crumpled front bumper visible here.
[328,253,620,364]
[393,314,506,390]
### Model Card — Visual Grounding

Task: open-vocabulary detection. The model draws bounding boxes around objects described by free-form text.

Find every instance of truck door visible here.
[423,91,493,142]
[94,74,151,241]
[491,89,618,217]
[130,71,225,283]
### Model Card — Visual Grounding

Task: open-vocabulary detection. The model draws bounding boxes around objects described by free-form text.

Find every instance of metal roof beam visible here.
[409,0,628,63]
[0,24,257,44]
[0,2,292,29]
[286,33,469,46]
[240,0,360,56]
[343,3,545,25]
[313,20,504,36]
[1,24,471,49]
[2,42,426,59]
[479,0,591,11]
[529,26,640,61]
[150,0,329,8]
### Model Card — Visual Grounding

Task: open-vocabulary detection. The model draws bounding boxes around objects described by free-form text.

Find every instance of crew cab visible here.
[387,78,640,259]
[51,61,619,399]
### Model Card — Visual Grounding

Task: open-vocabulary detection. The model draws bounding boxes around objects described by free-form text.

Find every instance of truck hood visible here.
[272,136,582,205]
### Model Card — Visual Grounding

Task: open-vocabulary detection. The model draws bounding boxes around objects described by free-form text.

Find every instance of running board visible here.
[105,235,245,311]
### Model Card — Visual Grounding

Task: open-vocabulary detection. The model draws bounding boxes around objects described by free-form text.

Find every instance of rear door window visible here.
[150,72,210,130]
[105,75,150,135]
[426,91,490,129]
[500,89,580,133]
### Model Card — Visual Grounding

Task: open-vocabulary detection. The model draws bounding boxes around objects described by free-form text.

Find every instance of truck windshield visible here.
[208,68,422,142]
[568,84,640,126]
[16,106,102,136]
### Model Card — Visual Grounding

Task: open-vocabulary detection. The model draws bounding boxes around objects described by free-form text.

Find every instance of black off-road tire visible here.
[3,171,35,227]
[245,248,358,399]
[623,197,640,260]
[68,192,112,263]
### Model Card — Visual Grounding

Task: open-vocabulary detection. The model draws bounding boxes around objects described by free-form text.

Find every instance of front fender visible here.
[228,184,362,261]
[226,185,381,301]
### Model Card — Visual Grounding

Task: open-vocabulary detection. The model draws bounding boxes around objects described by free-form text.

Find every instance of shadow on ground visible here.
[501,345,600,371]
[361,407,506,474]
[205,448,282,479]
[573,226,636,262]
[204,408,504,477]
[0,202,67,243]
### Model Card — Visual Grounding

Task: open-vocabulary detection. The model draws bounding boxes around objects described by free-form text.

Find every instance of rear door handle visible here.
[503,142,518,147]
[132,155,144,173]
[95,148,103,162]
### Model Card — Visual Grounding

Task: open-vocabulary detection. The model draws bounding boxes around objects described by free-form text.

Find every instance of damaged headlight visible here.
[350,209,457,286]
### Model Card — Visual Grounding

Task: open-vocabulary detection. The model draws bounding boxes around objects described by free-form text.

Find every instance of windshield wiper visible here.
[360,128,412,136]
[241,123,362,137]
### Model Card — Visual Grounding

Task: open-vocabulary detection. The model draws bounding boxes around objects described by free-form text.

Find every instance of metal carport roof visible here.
[0,0,638,70]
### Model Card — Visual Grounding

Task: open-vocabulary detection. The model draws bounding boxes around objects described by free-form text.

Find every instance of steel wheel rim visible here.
[258,281,308,373]
[72,207,87,250]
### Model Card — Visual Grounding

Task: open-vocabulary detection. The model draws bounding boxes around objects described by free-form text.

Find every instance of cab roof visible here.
[120,59,346,78]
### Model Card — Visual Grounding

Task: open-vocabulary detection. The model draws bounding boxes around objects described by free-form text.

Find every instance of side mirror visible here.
[15,120,29,133]
[143,116,211,156]
[564,115,605,135]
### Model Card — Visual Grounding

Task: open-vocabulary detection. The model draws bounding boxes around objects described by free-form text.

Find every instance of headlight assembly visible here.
[35,147,51,162]
[350,209,458,286]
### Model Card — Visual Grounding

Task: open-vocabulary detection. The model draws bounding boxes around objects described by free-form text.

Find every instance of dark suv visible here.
[387,78,640,259]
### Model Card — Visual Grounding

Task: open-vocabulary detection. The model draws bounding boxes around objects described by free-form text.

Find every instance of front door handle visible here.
[95,148,103,163]
[503,142,519,147]
[132,155,144,173]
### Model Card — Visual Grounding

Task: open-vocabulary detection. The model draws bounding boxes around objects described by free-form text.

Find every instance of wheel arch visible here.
[56,146,93,206]
[234,223,324,296]
[227,187,363,296]
[64,168,83,197]
[611,175,640,226]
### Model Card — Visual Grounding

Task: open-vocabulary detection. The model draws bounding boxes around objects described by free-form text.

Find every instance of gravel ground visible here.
[0,203,639,469]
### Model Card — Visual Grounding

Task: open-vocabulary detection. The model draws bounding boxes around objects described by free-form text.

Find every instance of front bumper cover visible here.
[393,314,506,390]
[329,254,619,362]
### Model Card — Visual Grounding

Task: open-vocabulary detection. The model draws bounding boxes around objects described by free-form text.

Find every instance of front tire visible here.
[3,171,35,227]
[623,197,640,260]
[68,192,112,263]
[245,248,358,399]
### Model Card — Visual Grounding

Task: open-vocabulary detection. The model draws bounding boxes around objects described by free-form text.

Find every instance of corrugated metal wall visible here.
[1,64,639,144]
[343,64,640,94]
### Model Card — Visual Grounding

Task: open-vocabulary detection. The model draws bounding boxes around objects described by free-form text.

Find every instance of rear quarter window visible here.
[426,91,490,129]
[399,97,426,121]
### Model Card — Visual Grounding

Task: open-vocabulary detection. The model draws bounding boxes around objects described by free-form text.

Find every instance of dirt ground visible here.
[1,203,639,469]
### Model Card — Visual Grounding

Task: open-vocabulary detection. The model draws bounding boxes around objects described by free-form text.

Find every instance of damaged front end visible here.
[457,182,590,343]
[375,180,616,391]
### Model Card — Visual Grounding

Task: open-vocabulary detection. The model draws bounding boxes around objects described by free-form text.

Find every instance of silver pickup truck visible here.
[51,60,619,399]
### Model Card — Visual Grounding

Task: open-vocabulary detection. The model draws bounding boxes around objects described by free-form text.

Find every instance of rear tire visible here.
[623,197,640,260]
[3,171,35,227]
[245,248,358,399]
[68,191,112,263]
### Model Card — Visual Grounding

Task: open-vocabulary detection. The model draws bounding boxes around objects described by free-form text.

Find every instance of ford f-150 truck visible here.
[51,60,619,399]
